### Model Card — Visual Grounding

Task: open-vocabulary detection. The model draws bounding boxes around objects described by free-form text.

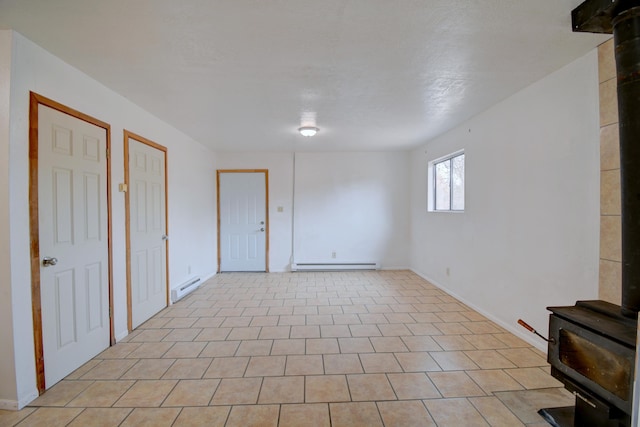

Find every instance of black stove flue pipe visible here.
[573,0,640,318]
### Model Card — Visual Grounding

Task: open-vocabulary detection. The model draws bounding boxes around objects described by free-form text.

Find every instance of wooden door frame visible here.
[216,169,270,273]
[29,92,114,394]
[124,130,169,332]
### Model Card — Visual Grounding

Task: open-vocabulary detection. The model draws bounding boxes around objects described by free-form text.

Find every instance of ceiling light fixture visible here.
[298,126,319,137]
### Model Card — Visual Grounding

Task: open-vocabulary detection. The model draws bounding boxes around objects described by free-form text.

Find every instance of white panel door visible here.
[129,139,167,329]
[219,172,267,272]
[38,105,110,388]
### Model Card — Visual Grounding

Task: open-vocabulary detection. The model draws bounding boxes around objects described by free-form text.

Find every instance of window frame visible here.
[427,150,465,213]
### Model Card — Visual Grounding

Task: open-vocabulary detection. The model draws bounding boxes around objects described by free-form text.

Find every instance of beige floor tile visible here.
[332,314,361,324]
[465,334,510,350]
[320,325,351,338]
[193,327,230,341]
[64,359,101,380]
[200,341,240,357]
[324,354,364,374]
[469,396,526,427]
[387,373,441,399]
[505,367,563,389]
[204,357,249,378]
[467,370,524,394]
[493,333,531,348]
[172,406,230,427]
[347,373,396,401]
[349,324,382,337]
[227,327,261,340]
[225,405,279,427]
[162,379,219,406]
[162,318,198,329]
[119,408,180,427]
[359,313,388,324]
[121,359,175,379]
[498,348,547,367]
[377,324,413,336]
[423,398,489,427]
[279,403,330,427]
[258,326,291,339]
[80,359,138,380]
[126,342,174,359]
[285,355,324,375]
[113,380,177,407]
[245,356,286,377]
[377,400,436,427]
[463,321,503,335]
[430,351,479,371]
[210,377,262,405]
[162,328,203,342]
[162,342,206,358]
[249,315,279,326]
[306,375,351,402]
[236,340,273,356]
[279,315,306,326]
[271,339,306,355]
[14,408,83,427]
[359,353,403,373]
[337,337,374,353]
[435,312,470,322]
[30,381,93,407]
[66,408,132,427]
[96,342,142,359]
[395,352,442,372]
[406,323,442,335]
[258,376,304,404]
[464,350,517,369]
[433,335,476,351]
[370,336,409,352]
[128,329,170,342]
[306,338,339,354]
[290,325,321,338]
[401,335,441,352]
[428,372,485,398]
[330,402,384,427]
[67,380,135,407]
[0,408,36,427]
[162,358,212,379]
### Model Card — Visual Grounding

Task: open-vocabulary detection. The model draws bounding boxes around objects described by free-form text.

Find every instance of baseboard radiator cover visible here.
[171,277,201,303]
[291,262,379,272]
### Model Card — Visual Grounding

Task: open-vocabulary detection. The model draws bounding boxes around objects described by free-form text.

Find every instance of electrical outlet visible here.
[446,267,450,276]
[331,251,336,259]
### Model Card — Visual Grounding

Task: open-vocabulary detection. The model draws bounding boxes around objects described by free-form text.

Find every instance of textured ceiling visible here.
[0,0,608,151]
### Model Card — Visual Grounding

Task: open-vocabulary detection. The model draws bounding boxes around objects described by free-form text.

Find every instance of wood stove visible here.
[542,301,636,426]
[536,2,640,424]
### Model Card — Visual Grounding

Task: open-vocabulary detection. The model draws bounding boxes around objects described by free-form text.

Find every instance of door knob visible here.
[260,221,265,225]
[42,257,58,267]
[260,228,265,232]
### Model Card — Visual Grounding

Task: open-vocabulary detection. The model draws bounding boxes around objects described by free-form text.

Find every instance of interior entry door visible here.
[38,104,110,388]
[218,171,268,272]
[127,134,168,330]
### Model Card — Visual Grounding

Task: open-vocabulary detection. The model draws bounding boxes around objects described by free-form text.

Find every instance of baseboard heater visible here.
[291,262,379,272]
[170,277,201,303]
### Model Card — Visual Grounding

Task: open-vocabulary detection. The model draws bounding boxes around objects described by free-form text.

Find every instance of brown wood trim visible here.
[216,169,269,273]
[124,130,169,332]
[29,92,114,393]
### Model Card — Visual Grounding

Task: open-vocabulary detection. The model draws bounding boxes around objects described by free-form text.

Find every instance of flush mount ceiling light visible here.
[298,126,319,137]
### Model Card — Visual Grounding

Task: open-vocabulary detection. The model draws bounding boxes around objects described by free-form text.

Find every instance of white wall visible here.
[215,152,295,272]
[294,152,410,269]
[2,31,217,408]
[410,50,601,350]
[0,30,18,411]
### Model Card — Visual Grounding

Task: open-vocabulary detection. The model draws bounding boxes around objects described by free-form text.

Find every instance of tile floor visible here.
[0,270,572,426]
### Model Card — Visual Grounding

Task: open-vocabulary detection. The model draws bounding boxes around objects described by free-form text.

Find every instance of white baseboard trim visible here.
[0,399,18,411]
[0,388,39,410]
[410,268,546,353]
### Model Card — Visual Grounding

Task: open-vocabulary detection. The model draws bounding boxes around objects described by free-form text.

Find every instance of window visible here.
[429,151,464,212]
